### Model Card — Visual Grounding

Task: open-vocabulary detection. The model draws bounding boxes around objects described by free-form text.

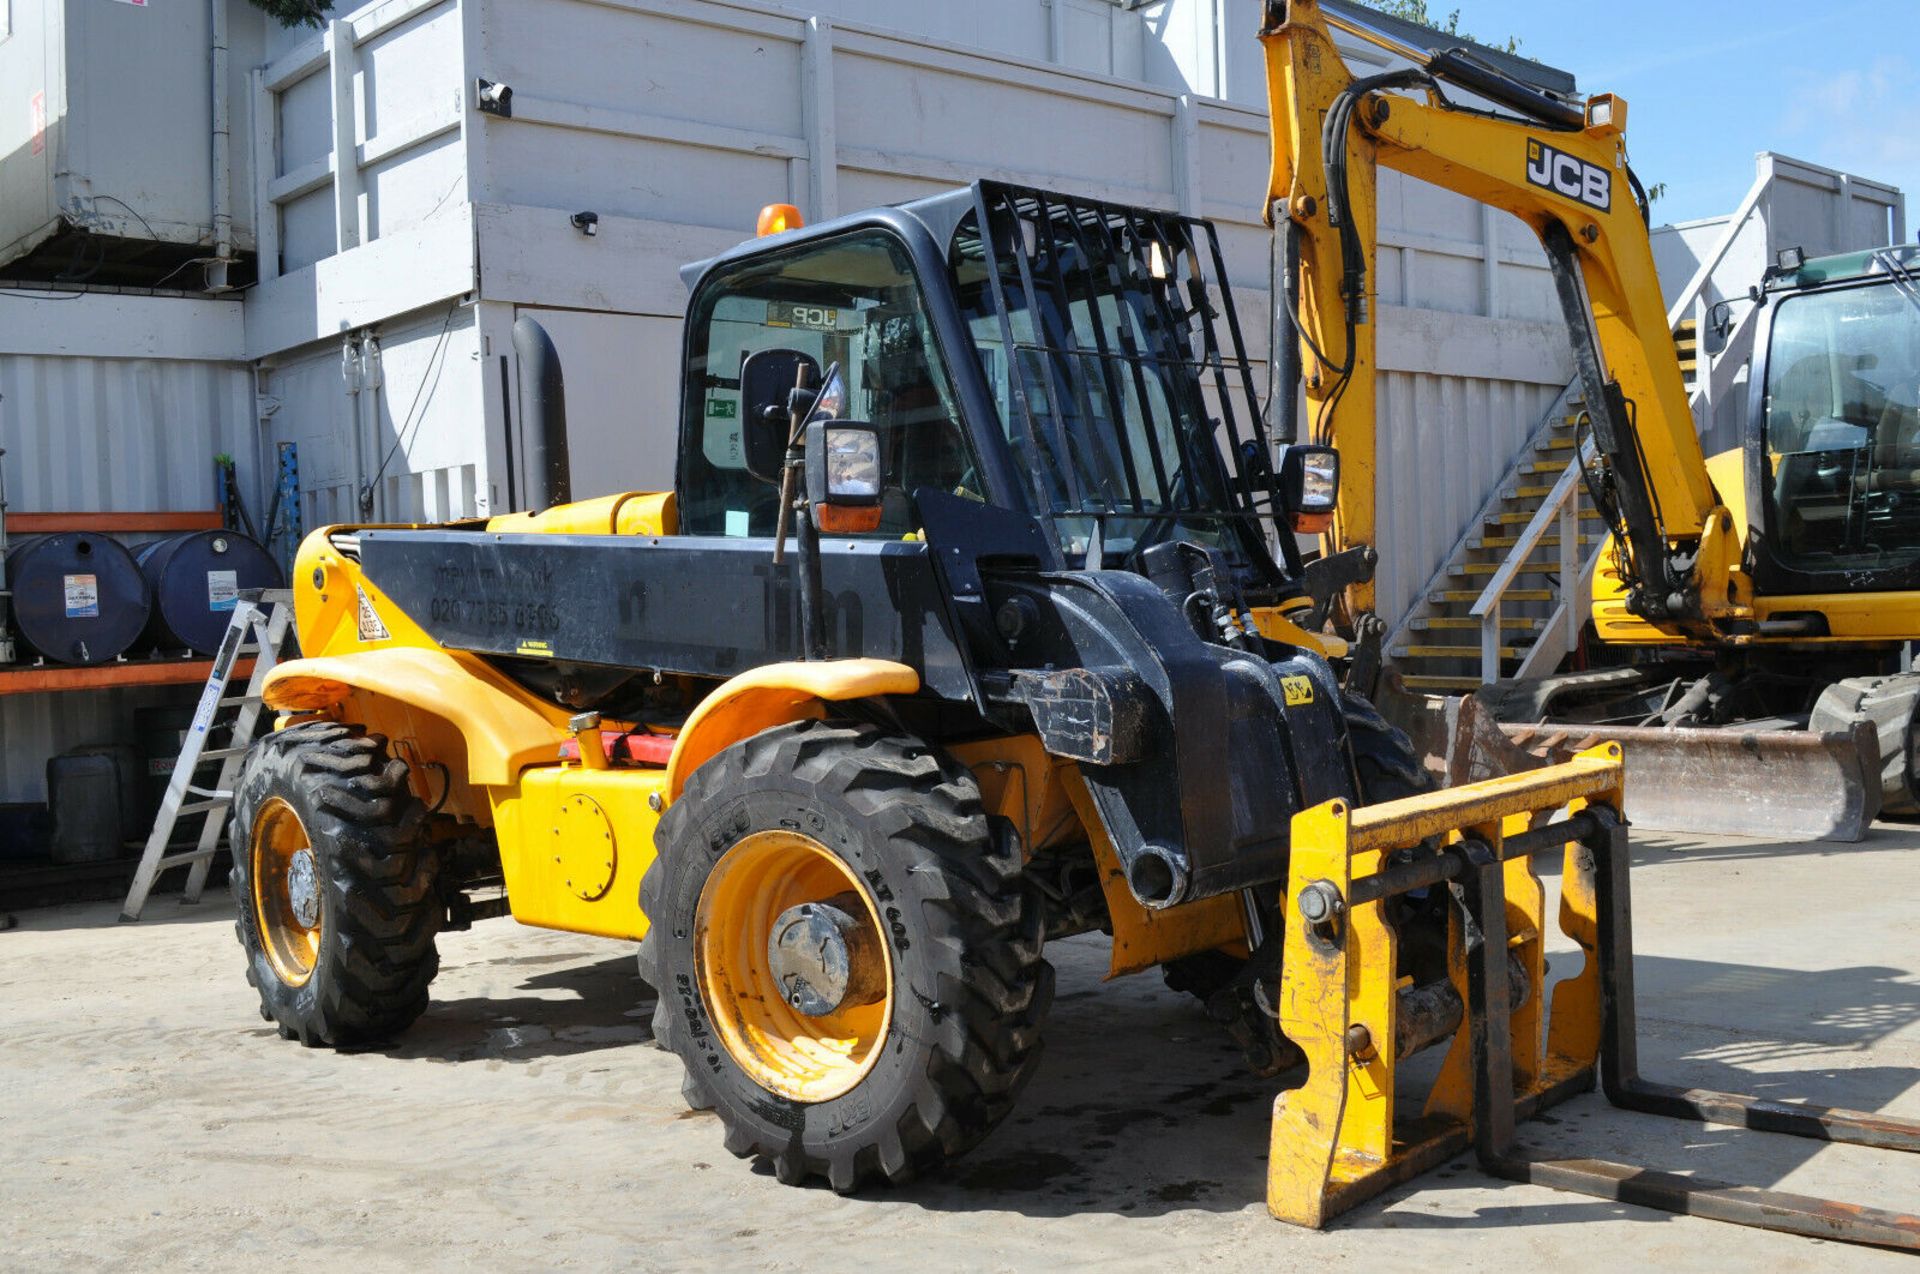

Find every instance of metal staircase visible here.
[1385,381,1607,692]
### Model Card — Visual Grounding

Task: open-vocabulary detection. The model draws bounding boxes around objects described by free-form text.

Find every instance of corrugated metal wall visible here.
[0,353,257,513]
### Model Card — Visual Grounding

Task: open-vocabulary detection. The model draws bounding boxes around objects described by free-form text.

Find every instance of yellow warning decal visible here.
[516,639,554,658]
[354,586,390,642]
[1282,675,1315,706]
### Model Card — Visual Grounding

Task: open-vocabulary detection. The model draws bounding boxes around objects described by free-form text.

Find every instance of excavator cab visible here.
[1753,246,1920,585]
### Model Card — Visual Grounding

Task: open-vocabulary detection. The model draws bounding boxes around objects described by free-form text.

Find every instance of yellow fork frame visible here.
[1268,744,1624,1226]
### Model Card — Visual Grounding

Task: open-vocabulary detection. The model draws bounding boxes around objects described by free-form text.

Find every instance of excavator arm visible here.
[1259,0,1741,633]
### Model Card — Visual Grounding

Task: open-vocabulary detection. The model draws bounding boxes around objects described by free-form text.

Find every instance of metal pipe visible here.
[0,421,14,663]
[208,0,233,289]
[511,315,572,509]
[1268,216,1303,444]
[342,336,370,517]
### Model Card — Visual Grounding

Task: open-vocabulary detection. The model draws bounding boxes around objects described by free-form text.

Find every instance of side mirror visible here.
[805,419,887,534]
[738,348,820,484]
[1278,444,1339,534]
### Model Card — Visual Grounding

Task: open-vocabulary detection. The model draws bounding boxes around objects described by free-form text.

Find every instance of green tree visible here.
[248,0,331,27]
[1355,0,1520,54]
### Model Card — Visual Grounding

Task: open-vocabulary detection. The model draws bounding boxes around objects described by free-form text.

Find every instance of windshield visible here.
[947,186,1274,567]
[1762,277,1920,573]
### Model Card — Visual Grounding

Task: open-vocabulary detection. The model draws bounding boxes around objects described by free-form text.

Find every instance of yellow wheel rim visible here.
[251,796,321,987]
[694,829,894,1103]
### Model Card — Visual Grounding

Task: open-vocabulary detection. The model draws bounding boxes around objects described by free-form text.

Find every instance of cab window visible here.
[1763,280,1920,572]
[679,229,982,537]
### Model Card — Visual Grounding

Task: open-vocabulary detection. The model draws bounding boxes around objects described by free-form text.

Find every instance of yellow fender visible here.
[262,648,569,786]
[663,658,920,803]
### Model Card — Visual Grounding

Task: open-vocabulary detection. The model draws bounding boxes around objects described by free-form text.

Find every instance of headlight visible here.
[805,419,887,534]
[824,426,882,501]
[1297,456,1338,512]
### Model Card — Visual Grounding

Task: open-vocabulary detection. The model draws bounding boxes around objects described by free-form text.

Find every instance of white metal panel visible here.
[260,301,487,530]
[516,307,684,501]
[366,303,486,522]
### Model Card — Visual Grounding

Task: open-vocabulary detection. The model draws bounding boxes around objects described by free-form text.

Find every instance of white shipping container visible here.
[0,0,266,277]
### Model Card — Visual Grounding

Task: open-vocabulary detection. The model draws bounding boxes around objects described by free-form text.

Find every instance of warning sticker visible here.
[64,574,100,618]
[207,570,239,612]
[355,586,391,642]
[1281,674,1315,707]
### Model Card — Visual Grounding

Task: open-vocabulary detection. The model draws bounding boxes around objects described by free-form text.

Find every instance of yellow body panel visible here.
[1250,604,1348,658]
[485,491,677,536]
[489,763,667,939]
[662,658,921,803]
[947,734,1085,854]
[264,648,567,788]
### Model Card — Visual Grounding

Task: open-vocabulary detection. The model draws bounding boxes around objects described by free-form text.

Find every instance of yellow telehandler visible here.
[224,2,1917,1247]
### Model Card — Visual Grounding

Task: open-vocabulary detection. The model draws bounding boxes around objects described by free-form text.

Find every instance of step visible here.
[1469,532,1601,550]
[1430,588,1554,604]
[1412,616,1545,633]
[1393,643,1522,660]
[1517,460,1572,476]
[1449,561,1563,577]
[1488,508,1607,526]
[1535,436,1576,452]
[1400,674,1487,692]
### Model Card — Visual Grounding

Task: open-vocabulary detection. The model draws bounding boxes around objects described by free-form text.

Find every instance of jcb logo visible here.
[1526,139,1611,213]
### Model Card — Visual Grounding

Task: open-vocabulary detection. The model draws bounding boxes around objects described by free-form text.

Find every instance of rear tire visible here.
[229,722,440,1047]
[639,719,1052,1191]
[1344,690,1432,802]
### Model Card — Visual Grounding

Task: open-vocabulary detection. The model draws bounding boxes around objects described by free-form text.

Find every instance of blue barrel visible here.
[6,533,150,665]
[134,530,285,655]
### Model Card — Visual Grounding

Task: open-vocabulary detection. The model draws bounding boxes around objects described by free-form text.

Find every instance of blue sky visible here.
[1453,0,1917,230]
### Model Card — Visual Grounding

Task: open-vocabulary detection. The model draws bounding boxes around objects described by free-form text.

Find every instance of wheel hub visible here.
[767,896,886,1017]
[287,848,320,929]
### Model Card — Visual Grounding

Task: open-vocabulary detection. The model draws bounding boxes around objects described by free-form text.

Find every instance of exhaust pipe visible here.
[512,315,572,509]
[1120,842,1192,910]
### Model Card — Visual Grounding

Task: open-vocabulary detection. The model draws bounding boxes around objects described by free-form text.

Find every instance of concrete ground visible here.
[3,826,1916,1272]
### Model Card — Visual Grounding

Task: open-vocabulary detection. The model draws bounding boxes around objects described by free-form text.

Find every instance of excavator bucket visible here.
[1269,742,1920,1249]
[1386,689,1881,842]
[1500,720,1881,843]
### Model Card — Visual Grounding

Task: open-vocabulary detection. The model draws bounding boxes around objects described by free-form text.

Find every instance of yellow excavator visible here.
[1275,3,1920,841]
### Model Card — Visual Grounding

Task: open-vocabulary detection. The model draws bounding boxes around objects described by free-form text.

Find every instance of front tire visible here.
[229,722,440,1047]
[640,720,1052,1191]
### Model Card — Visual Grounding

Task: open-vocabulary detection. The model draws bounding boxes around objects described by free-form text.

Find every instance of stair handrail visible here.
[1665,155,1776,334]
[1469,456,1582,684]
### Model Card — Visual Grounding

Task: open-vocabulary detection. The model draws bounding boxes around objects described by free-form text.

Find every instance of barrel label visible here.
[63,574,99,618]
[207,570,239,612]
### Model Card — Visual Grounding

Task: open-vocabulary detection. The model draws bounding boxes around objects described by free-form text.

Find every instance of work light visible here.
[1279,444,1340,534]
